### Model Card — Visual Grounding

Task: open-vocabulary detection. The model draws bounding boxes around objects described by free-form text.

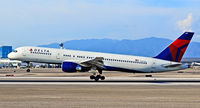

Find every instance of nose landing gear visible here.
[26,62,31,72]
[26,68,30,72]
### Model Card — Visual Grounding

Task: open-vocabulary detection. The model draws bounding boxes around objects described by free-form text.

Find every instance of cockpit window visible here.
[14,50,18,53]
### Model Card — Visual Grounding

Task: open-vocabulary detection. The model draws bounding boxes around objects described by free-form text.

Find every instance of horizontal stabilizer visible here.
[162,63,182,68]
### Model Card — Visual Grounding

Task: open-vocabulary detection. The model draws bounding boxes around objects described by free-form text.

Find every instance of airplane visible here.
[8,32,194,81]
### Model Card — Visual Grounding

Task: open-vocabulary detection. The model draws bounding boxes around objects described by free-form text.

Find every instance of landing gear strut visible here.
[26,62,30,72]
[90,69,105,81]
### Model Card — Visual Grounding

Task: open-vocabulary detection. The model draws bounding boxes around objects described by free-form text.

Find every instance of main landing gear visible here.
[90,69,105,81]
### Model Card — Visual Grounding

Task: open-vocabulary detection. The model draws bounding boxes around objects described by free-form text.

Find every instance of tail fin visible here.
[155,32,194,62]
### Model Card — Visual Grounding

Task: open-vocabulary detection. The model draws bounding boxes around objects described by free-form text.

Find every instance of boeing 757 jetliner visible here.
[8,32,194,81]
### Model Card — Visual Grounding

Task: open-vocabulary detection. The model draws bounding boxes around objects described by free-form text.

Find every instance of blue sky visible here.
[0,0,200,47]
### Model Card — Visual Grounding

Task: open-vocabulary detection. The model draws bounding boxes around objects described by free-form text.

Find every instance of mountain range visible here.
[38,37,200,58]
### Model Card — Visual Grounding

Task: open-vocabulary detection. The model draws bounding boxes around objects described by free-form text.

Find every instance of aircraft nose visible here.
[8,52,14,59]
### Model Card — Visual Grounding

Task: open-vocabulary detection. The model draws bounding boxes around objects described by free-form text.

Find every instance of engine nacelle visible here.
[62,61,90,72]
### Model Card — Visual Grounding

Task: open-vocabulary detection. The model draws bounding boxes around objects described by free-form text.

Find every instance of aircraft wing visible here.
[64,57,105,69]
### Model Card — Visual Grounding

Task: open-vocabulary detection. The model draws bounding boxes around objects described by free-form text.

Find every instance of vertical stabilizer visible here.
[155,32,194,62]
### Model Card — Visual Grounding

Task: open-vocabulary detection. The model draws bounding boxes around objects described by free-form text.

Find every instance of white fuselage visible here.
[8,46,188,73]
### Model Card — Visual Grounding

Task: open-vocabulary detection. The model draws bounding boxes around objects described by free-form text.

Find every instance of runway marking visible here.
[1,77,200,85]
[0,82,200,85]
[2,77,200,80]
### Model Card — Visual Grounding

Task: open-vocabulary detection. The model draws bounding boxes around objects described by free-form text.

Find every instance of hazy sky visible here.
[0,0,200,47]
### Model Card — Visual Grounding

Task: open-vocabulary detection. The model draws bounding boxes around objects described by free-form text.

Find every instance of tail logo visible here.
[168,39,190,62]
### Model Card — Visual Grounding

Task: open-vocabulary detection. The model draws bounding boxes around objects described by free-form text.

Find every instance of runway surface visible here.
[1,76,200,108]
[1,77,200,85]
[1,69,200,108]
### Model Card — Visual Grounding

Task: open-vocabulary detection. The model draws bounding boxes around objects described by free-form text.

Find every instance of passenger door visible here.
[22,49,26,56]
[56,53,61,59]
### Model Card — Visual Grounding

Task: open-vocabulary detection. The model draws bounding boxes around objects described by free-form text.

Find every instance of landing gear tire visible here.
[26,69,30,72]
[94,77,99,81]
[100,76,105,80]
[90,75,95,80]
[90,75,105,81]
[95,75,101,81]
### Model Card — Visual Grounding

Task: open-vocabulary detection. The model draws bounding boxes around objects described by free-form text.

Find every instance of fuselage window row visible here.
[62,54,147,64]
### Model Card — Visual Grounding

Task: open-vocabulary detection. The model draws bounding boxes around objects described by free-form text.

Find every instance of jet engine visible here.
[62,62,90,72]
